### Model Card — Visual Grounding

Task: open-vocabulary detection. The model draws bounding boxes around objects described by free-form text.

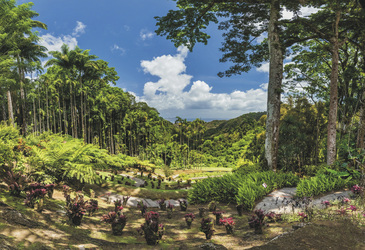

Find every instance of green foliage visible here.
[296,174,356,198]
[233,161,262,175]
[0,122,21,173]
[188,171,299,210]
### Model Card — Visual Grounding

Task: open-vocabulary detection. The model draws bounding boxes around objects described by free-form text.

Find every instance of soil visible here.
[0,187,364,249]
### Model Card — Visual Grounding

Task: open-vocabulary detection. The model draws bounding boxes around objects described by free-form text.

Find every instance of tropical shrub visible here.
[3,170,28,196]
[220,217,235,234]
[248,209,266,234]
[137,211,164,245]
[65,192,87,226]
[86,199,99,216]
[184,213,195,229]
[101,207,127,236]
[24,187,47,209]
[189,171,299,210]
[296,174,356,198]
[200,217,215,239]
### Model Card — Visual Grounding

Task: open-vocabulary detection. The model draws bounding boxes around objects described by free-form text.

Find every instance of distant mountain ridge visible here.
[204,112,266,138]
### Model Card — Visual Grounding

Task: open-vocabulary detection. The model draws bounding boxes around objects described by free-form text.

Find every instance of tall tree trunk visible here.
[80,76,86,142]
[63,94,68,135]
[38,87,42,133]
[57,87,62,133]
[7,90,14,127]
[46,85,50,131]
[265,0,283,171]
[326,10,342,166]
[33,98,37,134]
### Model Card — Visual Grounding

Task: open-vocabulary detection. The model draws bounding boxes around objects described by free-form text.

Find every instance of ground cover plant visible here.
[188,171,299,210]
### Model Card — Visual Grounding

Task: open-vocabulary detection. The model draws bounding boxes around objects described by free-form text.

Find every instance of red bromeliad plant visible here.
[248,209,266,234]
[179,199,188,211]
[184,213,195,229]
[298,212,308,222]
[351,185,363,196]
[65,193,87,226]
[86,199,99,216]
[220,217,235,234]
[122,196,130,206]
[167,202,174,219]
[265,212,282,223]
[212,210,225,225]
[24,187,47,210]
[137,201,148,216]
[114,199,122,212]
[200,217,215,239]
[101,207,127,236]
[157,199,166,211]
[137,211,164,245]
[3,170,28,196]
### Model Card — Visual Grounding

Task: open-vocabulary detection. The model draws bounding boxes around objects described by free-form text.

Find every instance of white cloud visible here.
[257,62,270,73]
[72,21,86,37]
[39,21,87,54]
[140,29,154,40]
[139,46,267,119]
[39,33,78,53]
[111,44,126,55]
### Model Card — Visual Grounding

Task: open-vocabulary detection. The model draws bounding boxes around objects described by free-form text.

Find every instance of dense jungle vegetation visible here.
[1,0,365,249]
[1,0,365,181]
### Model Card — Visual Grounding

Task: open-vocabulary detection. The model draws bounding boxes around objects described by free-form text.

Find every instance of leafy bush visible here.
[296,174,356,198]
[188,171,299,210]
[3,170,29,196]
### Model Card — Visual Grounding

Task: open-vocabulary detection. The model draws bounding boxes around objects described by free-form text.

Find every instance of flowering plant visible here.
[184,213,195,222]
[114,199,122,212]
[3,170,28,196]
[248,209,266,234]
[298,212,308,222]
[220,217,235,234]
[347,205,357,212]
[101,208,127,236]
[157,199,166,211]
[137,211,164,245]
[179,199,188,211]
[24,187,47,209]
[122,196,130,206]
[212,210,225,225]
[167,202,174,219]
[137,201,147,216]
[322,200,331,208]
[351,185,363,195]
[65,193,87,226]
[200,217,215,239]
[337,207,347,216]
[86,199,99,216]
[265,212,282,222]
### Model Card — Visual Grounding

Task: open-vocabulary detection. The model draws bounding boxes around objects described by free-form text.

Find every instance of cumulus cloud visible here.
[39,33,78,53]
[139,46,267,119]
[39,21,86,54]
[72,21,86,37]
[140,29,154,40]
[111,44,126,55]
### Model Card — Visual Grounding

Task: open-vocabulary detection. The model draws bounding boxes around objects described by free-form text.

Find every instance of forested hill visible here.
[204,112,266,138]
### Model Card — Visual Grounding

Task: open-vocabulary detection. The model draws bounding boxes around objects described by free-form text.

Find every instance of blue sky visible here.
[24,0,315,121]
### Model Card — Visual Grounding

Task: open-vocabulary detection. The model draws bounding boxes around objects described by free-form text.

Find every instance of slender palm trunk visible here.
[7,90,14,126]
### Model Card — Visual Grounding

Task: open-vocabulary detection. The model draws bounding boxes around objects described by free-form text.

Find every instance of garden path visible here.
[99,179,353,213]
